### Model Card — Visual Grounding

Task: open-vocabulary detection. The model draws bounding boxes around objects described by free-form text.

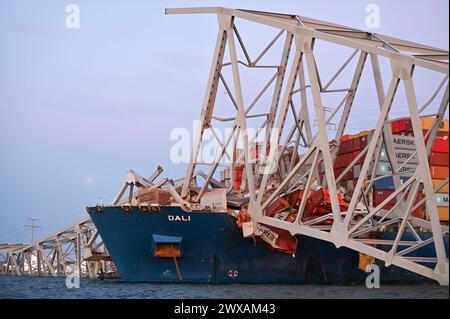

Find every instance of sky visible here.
[0,0,448,243]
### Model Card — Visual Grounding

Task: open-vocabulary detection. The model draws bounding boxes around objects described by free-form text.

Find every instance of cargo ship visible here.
[87,207,447,283]
[87,8,449,284]
[86,116,449,283]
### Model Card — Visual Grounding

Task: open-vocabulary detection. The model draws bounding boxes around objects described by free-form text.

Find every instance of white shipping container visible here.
[390,134,416,151]
[379,148,419,164]
[435,193,449,207]
[377,162,417,177]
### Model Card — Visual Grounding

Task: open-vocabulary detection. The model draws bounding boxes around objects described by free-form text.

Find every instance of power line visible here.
[24,217,41,243]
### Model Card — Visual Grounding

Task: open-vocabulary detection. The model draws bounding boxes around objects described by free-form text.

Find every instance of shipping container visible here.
[391,134,416,151]
[341,134,352,141]
[435,193,449,207]
[341,153,355,168]
[351,130,373,139]
[373,190,425,218]
[432,179,449,193]
[353,151,365,165]
[429,152,449,166]
[335,155,351,169]
[333,167,354,181]
[391,118,412,134]
[430,166,449,180]
[431,139,449,153]
[423,130,449,141]
[437,207,449,222]
[334,155,344,169]
[356,135,370,152]
[379,148,419,165]
[421,117,449,132]
[377,162,417,177]
[373,176,411,190]
[338,139,353,155]
[233,165,244,191]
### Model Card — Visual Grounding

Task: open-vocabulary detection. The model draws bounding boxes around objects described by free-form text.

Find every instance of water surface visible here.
[0,276,447,299]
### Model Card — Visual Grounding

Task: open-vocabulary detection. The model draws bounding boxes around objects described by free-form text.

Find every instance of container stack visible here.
[229,144,285,192]
[321,131,373,191]
[422,118,449,223]
[233,164,244,191]
[223,117,448,224]
[330,116,449,223]
[373,122,424,218]
[374,117,449,222]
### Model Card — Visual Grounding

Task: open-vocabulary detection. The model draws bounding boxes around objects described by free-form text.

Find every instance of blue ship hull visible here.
[86,206,448,284]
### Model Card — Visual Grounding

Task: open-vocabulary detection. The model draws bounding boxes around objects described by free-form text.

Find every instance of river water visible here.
[0,276,448,299]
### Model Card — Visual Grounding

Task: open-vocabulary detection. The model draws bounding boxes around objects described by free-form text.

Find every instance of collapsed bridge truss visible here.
[165,7,449,285]
[0,218,115,278]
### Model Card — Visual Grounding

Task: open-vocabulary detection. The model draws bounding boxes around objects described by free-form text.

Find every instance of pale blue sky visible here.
[0,0,448,242]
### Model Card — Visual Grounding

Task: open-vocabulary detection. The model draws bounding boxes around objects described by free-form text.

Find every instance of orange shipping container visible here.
[433,179,449,193]
[351,130,373,139]
[438,207,449,222]
[430,166,449,180]
[421,117,449,132]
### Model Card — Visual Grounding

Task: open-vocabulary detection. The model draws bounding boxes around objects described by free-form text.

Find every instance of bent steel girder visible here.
[1,218,114,278]
[166,7,449,285]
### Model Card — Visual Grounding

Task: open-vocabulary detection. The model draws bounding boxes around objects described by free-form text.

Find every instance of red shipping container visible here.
[334,167,354,181]
[402,131,449,144]
[344,153,355,167]
[423,130,449,141]
[336,154,349,168]
[233,167,243,179]
[381,204,425,219]
[341,134,352,141]
[412,206,425,219]
[430,166,449,180]
[436,131,449,140]
[338,140,353,155]
[334,155,344,169]
[351,138,360,152]
[429,152,449,166]
[333,168,342,178]
[265,197,291,217]
[286,190,303,207]
[359,135,370,149]
[391,119,412,134]
[373,190,423,206]
[353,151,366,165]
[233,165,244,190]
[373,190,425,218]
[345,168,355,181]
[351,135,370,152]
[431,139,449,153]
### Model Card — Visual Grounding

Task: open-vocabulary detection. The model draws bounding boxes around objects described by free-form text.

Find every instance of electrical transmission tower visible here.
[24,217,41,243]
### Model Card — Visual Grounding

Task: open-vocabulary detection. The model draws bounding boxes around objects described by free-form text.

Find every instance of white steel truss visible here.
[166,7,449,285]
[0,218,115,278]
